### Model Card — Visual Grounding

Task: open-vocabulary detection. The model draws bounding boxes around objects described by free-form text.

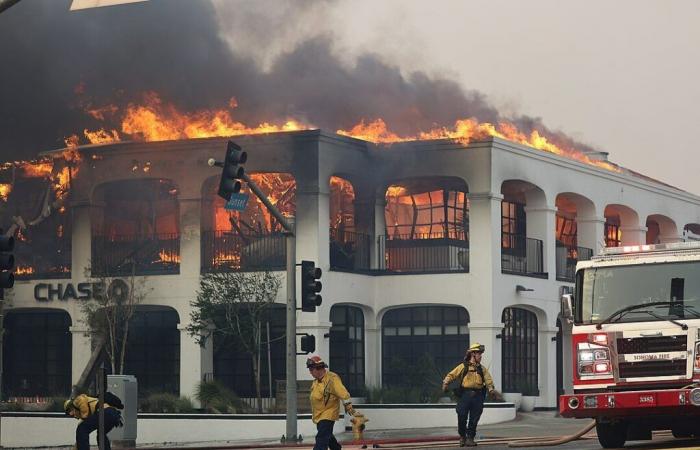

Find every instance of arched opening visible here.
[501,180,547,276]
[382,306,469,390]
[382,177,469,272]
[501,307,538,395]
[213,304,286,402]
[201,173,295,272]
[604,204,640,247]
[329,305,365,392]
[2,309,72,398]
[123,306,180,396]
[555,193,595,281]
[646,214,678,244]
[330,177,370,271]
[91,179,180,276]
[1,176,71,280]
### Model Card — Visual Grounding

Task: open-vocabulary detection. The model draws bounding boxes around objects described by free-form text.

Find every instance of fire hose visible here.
[507,419,595,448]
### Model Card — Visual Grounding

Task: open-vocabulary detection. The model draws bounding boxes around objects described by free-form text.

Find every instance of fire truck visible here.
[559,241,700,448]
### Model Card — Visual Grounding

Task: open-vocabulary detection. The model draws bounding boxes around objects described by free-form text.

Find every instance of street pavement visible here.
[26,411,700,450]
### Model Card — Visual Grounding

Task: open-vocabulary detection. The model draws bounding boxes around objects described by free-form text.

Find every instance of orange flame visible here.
[15,266,35,276]
[338,118,620,172]
[83,92,308,144]
[0,184,10,202]
[157,250,181,264]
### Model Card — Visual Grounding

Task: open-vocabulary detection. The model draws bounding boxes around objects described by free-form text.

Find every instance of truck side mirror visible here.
[561,294,574,322]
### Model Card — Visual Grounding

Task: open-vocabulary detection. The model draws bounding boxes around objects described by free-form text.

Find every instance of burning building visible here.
[3,129,700,411]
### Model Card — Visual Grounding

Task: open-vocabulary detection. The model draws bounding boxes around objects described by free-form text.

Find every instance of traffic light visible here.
[301,260,322,312]
[300,334,315,354]
[217,140,247,201]
[0,233,14,289]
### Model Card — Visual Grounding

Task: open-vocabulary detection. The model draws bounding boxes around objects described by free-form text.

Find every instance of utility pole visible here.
[210,144,299,442]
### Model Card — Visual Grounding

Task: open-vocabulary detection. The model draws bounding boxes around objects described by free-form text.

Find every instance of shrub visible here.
[0,401,24,412]
[140,393,196,413]
[195,380,248,413]
[44,397,67,412]
[366,386,442,404]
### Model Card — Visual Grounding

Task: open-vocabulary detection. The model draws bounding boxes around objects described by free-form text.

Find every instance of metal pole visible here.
[266,322,272,402]
[285,218,297,442]
[97,363,106,449]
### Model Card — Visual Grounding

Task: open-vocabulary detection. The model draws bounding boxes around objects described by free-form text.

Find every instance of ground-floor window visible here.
[2,309,72,397]
[382,305,469,388]
[329,305,365,392]
[214,305,286,398]
[501,307,538,395]
[124,307,180,396]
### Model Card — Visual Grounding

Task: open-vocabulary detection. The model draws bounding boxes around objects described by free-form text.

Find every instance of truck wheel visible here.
[672,428,693,438]
[596,420,627,448]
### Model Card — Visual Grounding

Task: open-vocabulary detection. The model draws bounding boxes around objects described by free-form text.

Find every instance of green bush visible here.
[140,393,196,413]
[44,397,67,412]
[366,385,442,404]
[195,380,249,413]
[0,401,24,412]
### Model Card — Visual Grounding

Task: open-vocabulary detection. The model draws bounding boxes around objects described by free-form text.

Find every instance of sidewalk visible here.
[133,412,593,449]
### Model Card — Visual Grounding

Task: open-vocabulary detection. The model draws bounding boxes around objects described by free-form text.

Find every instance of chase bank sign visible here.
[34,279,128,302]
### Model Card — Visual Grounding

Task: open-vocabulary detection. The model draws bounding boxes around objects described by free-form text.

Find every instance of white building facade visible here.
[4,130,700,410]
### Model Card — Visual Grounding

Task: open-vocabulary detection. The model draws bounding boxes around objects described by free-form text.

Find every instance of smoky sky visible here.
[0,0,593,163]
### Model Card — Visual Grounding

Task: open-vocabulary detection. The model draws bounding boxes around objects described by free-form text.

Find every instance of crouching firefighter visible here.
[64,393,123,450]
[307,355,364,450]
[442,343,495,447]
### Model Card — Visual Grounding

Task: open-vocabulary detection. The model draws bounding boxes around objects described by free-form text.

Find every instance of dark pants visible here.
[456,389,485,439]
[76,407,122,450]
[314,419,342,450]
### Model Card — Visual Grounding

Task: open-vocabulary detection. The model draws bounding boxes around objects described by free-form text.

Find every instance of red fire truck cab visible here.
[559,242,700,448]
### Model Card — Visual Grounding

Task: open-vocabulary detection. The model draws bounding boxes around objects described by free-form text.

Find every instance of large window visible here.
[605,216,621,247]
[382,306,469,387]
[329,305,365,392]
[501,307,538,395]
[3,310,72,397]
[214,305,286,398]
[385,186,468,240]
[124,308,180,396]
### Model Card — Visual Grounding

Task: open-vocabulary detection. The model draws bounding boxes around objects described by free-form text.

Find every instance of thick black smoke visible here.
[0,0,592,163]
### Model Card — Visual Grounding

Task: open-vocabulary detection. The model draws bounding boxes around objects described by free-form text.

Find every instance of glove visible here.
[442,384,449,393]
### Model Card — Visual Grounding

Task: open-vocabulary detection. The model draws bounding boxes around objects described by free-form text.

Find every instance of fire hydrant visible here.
[351,413,369,441]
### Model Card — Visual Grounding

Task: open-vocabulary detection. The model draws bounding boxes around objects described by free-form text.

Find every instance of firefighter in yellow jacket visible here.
[442,343,495,447]
[307,355,362,450]
[64,393,122,450]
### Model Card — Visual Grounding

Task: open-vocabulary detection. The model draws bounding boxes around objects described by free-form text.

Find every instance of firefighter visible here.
[442,343,495,447]
[64,393,122,450]
[307,355,363,450]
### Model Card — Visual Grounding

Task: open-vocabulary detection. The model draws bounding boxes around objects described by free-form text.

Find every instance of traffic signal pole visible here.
[241,172,299,442]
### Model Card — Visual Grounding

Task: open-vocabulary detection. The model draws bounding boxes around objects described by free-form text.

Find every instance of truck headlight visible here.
[578,343,612,377]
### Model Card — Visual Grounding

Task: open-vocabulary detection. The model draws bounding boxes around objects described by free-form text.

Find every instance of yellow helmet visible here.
[63,399,73,414]
[468,342,485,353]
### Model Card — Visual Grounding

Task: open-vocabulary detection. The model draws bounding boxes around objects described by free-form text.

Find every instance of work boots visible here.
[459,437,467,447]
[464,436,477,446]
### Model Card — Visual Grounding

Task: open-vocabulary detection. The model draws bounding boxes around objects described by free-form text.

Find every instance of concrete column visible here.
[621,226,647,246]
[70,325,92,388]
[373,194,387,270]
[524,205,557,278]
[296,184,329,268]
[466,192,502,287]
[577,216,605,255]
[70,201,92,278]
[178,197,202,279]
[539,327,559,408]
[177,324,212,405]
[364,325,381,388]
[467,322,504,388]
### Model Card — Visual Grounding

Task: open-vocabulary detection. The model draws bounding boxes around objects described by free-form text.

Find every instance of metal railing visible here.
[92,233,180,276]
[201,231,286,272]
[555,244,593,282]
[14,238,71,280]
[501,234,545,276]
[329,228,371,272]
[378,232,469,273]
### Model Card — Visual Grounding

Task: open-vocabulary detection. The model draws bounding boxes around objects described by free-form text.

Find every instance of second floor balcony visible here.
[555,244,593,282]
[15,238,71,280]
[92,233,180,276]
[201,231,286,273]
[501,234,546,278]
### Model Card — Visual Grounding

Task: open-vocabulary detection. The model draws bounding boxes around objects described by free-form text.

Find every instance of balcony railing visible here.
[14,238,71,280]
[501,234,546,277]
[555,244,593,282]
[201,231,286,273]
[92,233,180,276]
[329,228,371,272]
[379,232,469,273]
